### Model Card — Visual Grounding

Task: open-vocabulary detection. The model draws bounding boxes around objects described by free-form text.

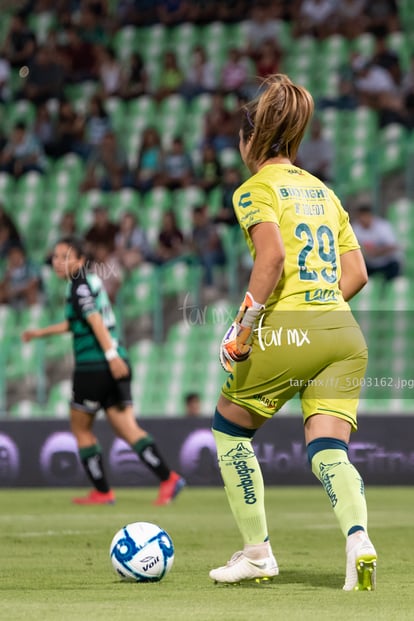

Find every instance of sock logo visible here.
[88,455,103,480]
[221,442,255,462]
[142,447,161,468]
[234,460,257,504]
[319,461,342,508]
[221,443,257,505]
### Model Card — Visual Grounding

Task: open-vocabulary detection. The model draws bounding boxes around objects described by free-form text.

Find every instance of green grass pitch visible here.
[1,486,412,621]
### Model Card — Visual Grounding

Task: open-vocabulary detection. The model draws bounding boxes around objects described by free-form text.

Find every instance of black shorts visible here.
[71,367,133,414]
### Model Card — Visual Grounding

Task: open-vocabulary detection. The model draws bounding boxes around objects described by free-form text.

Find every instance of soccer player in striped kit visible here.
[23,236,185,506]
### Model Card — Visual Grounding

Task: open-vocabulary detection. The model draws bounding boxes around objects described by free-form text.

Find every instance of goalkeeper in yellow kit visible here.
[209,74,377,591]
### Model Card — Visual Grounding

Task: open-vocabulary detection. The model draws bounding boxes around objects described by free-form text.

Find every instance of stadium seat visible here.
[159,258,202,302]
[104,96,126,134]
[6,338,45,386]
[171,22,200,67]
[351,32,375,57]
[65,82,99,114]
[0,304,17,344]
[158,94,187,141]
[218,148,242,169]
[112,25,139,60]
[120,263,160,320]
[77,190,105,231]
[46,380,72,418]
[44,331,73,361]
[0,172,15,207]
[28,11,56,44]
[173,186,205,234]
[9,399,45,419]
[378,123,407,174]
[107,188,141,220]
[5,99,36,131]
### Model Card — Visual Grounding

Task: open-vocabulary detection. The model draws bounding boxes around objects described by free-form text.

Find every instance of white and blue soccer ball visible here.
[109,521,174,582]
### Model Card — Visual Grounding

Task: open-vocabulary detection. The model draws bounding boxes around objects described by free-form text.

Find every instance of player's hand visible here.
[219,292,265,373]
[108,356,130,379]
[220,322,252,372]
[21,329,40,342]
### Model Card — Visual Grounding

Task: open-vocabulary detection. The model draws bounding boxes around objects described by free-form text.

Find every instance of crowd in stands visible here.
[0,0,410,313]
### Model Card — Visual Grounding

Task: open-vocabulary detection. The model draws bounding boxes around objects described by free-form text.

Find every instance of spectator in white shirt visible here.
[296,117,334,183]
[180,45,217,100]
[294,0,338,39]
[351,205,402,282]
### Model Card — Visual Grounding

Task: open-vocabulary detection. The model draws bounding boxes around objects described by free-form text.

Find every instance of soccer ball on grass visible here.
[109,521,174,582]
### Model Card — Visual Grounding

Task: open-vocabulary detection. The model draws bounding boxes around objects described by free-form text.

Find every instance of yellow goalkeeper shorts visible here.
[220,309,368,431]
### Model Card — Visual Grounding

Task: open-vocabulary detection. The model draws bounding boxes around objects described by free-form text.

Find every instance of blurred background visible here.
[0,0,413,421]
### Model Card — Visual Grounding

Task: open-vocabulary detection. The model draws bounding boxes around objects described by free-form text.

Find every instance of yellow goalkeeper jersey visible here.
[233,163,360,311]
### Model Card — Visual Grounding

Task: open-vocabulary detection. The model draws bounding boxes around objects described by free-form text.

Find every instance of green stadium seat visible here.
[351,32,375,57]
[141,23,167,61]
[0,172,15,208]
[113,25,139,60]
[46,380,72,418]
[108,188,141,220]
[6,338,45,383]
[5,99,36,131]
[65,82,99,114]
[158,94,187,139]
[320,34,349,69]
[0,304,17,343]
[0,12,11,47]
[378,123,407,174]
[171,22,200,67]
[28,11,56,44]
[44,331,73,360]
[9,399,45,419]
[77,190,105,231]
[387,31,410,72]
[159,259,202,300]
[120,263,159,320]
[218,148,242,169]
[202,21,227,52]
[104,96,126,133]
[53,153,84,179]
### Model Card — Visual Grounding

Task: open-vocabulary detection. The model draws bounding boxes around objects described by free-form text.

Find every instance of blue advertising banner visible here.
[0,416,413,487]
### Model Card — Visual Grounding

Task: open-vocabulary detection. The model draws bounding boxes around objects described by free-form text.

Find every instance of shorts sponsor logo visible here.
[83,399,100,411]
[253,394,277,410]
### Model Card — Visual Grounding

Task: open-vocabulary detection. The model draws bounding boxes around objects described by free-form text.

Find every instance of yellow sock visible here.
[311,447,367,537]
[212,429,268,545]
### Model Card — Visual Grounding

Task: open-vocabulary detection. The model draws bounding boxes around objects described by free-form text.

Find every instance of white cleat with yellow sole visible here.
[343,532,377,591]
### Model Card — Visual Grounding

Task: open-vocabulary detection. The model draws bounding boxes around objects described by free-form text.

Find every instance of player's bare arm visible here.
[86,311,129,379]
[339,248,368,301]
[21,320,70,342]
[247,222,285,304]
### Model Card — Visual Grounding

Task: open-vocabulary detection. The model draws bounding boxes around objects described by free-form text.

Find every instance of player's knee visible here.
[306,437,349,478]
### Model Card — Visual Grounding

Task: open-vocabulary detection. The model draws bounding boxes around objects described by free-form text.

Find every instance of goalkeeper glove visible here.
[219,292,265,373]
